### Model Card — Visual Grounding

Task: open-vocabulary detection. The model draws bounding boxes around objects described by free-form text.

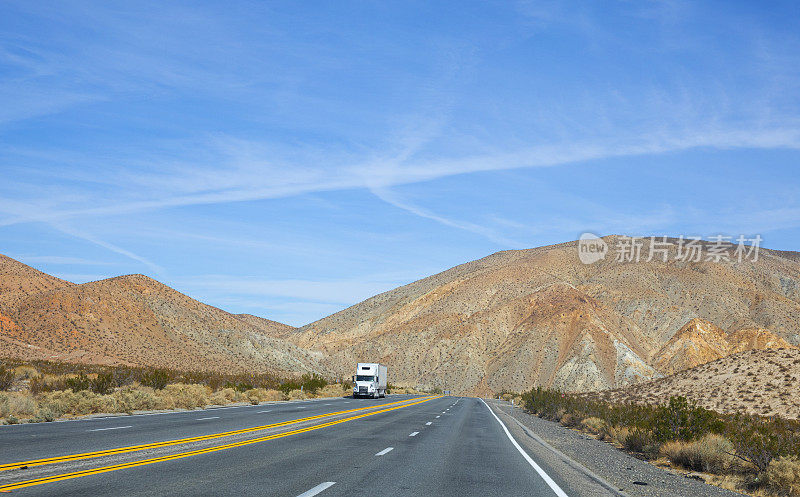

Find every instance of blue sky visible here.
[1,1,799,326]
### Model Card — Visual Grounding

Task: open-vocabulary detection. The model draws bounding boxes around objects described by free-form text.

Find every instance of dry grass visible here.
[13,365,40,380]
[0,362,350,423]
[287,389,307,400]
[581,417,606,435]
[766,456,800,496]
[244,388,284,404]
[209,387,244,405]
[661,434,734,473]
[315,384,348,399]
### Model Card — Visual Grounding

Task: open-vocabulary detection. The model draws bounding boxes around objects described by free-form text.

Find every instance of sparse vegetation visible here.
[0,359,347,424]
[521,387,800,496]
[0,366,14,391]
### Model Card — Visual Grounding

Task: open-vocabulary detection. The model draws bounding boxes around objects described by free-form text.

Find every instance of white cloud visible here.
[176,274,409,305]
[12,255,116,265]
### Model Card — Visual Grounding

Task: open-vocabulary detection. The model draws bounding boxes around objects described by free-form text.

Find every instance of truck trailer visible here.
[352,363,387,398]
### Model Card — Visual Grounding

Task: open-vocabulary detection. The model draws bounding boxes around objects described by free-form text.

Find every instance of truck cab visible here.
[352,362,387,398]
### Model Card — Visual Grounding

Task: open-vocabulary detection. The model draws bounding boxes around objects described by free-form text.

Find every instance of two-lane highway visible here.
[0,396,573,496]
[0,396,413,466]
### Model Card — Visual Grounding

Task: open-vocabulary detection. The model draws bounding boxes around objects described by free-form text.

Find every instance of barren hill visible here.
[589,348,800,419]
[652,318,795,374]
[235,314,297,338]
[0,254,72,306]
[288,236,800,394]
[0,257,320,375]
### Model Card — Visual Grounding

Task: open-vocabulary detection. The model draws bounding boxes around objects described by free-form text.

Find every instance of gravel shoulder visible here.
[487,400,745,497]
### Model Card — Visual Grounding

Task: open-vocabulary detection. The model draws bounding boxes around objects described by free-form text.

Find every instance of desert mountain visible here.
[652,318,795,374]
[590,348,800,419]
[0,257,320,375]
[286,236,800,394]
[235,314,297,337]
[0,254,72,305]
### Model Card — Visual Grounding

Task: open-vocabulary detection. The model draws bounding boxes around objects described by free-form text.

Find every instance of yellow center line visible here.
[0,396,432,472]
[0,396,441,491]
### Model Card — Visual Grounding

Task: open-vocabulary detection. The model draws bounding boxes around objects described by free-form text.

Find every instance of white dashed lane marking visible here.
[296,481,336,497]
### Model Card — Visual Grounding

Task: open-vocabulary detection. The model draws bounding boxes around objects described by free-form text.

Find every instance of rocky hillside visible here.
[589,348,800,419]
[652,318,795,374]
[0,256,320,375]
[287,236,800,394]
[0,254,72,305]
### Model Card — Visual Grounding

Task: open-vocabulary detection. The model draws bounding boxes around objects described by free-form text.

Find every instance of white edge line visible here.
[296,481,336,497]
[88,425,132,432]
[480,399,568,497]
[408,431,419,437]
[375,447,394,456]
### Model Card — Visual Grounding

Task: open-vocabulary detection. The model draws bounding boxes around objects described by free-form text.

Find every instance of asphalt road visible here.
[0,395,574,496]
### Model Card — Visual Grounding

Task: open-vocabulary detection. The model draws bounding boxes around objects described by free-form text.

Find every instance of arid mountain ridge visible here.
[0,254,322,375]
[1,235,799,394]
[589,348,800,419]
[287,236,800,394]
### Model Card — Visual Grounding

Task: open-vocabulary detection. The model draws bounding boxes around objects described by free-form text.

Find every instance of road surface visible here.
[0,395,576,496]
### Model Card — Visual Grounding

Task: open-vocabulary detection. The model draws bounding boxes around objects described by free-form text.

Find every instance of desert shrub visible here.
[157,384,210,410]
[560,412,581,428]
[0,366,14,391]
[139,369,171,390]
[726,414,800,473]
[581,417,606,435]
[598,422,620,442]
[2,392,37,418]
[621,428,653,453]
[287,389,307,400]
[651,396,724,444]
[1,358,333,397]
[91,373,115,395]
[64,373,92,392]
[14,365,40,380]
[244,388,284,404]
[523,386,800,475]
[279,374,328,395]
[38,389,112,416]
[766,456,800,496]
[209,387,242,405]
[661,434,734,473]
[224,381,254,392]
[316,384,347,399]
[32,407,58,423]
[111,386,158,413]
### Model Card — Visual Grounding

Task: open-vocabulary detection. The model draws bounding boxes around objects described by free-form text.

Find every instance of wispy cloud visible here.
[51,224,163,274]
[11,255,116,265]
[176,274,411,306]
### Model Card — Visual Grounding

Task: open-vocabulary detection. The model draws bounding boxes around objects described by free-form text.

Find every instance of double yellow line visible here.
[0,396,439,491]
[1,396,427,472]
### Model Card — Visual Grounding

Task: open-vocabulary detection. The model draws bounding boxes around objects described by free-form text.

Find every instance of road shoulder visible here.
[486,400,745,497]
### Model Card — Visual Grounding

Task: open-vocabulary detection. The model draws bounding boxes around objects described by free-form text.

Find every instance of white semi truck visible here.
[352,363,387,398]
